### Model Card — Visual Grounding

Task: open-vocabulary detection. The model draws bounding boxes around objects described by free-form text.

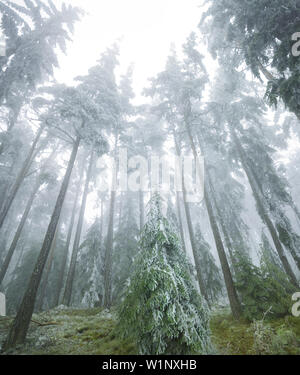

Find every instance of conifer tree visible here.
[118,194,211,355]
[200,0,300,120]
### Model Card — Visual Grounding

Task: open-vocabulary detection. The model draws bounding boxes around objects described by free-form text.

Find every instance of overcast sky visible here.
[56,0,208,97]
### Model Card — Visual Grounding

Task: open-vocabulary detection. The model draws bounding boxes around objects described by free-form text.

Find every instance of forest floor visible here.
[0,306,299,355]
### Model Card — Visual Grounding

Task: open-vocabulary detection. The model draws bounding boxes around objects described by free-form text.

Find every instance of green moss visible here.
[210,311,300,355]
[0,308,137,355]
[58,307,103,317]
[1,308,298,355]
[210,312,253,355]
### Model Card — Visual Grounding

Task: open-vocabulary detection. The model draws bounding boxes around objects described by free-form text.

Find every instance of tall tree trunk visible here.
[0,216,15,267]
[103,135,119,309]
[139,189,145,231]
[209,181,238,274]
[2,136,81,351]
[0,158,17,212]
[181,179,210,305]
[176,191,187,254]
[172,132,209,304]
[10,219,33,276]
[204,182,242,319]
[232,128,300,270]
[53,170,83,308]
[103,189,116,308]
[231,128,299,287]
[0,147,57,286]
[196,135,239,274]
[62,150,95,306]
[183,119,242,319]
[0,179,41,287]
[0,126,44,230]
[118,193,123,230]
[36,223,60,311]
[99,199,104,245]
[0,106,21,155]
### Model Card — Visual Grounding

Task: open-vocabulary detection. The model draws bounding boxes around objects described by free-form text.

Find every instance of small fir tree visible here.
[118,194,211,355]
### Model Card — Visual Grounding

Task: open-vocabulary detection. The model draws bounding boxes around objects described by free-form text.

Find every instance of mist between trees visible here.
[95,149,204,203]
[0,0,300,355]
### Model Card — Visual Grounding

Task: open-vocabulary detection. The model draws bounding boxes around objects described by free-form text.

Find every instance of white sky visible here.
[55,0,206,97]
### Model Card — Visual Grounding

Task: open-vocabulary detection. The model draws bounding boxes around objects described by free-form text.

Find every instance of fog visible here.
[0,0,299,357]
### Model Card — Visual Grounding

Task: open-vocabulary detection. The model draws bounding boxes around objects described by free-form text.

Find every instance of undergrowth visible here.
[0,307,299,355]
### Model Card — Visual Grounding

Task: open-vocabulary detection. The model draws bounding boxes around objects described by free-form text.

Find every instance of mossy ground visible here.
[210,308,300,355]
[0,306,299,355]
[0,307,137,355]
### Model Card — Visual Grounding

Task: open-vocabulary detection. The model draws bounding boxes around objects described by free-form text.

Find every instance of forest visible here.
[0,0,300,356]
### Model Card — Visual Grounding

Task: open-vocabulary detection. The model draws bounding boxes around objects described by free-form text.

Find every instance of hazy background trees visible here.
[0,0,300,351]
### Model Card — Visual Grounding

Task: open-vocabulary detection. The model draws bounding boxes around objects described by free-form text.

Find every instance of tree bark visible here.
[183,119,242,319]
[103,135,119,309]
[0,211,16,267]
[99,199,104,245]
[0,147,57,286]
[0,179,41,286]
[118,194,123,230]
[0,157,18,212]
[2,135,80,351]
[36,223,60,311]
[0,126,44,230]
[62,150,95,306]
[0,106,21,155]
[103,189,116,308]
[172,131,209,304]
[181,180,210,305]
[209,183,238,274]
[204,182,242,319]
[53,169,83,308]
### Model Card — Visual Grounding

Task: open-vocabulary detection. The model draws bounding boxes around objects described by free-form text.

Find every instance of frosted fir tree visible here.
[0,0,81,128]
[118,194,212,355]
[200,0,300,121]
